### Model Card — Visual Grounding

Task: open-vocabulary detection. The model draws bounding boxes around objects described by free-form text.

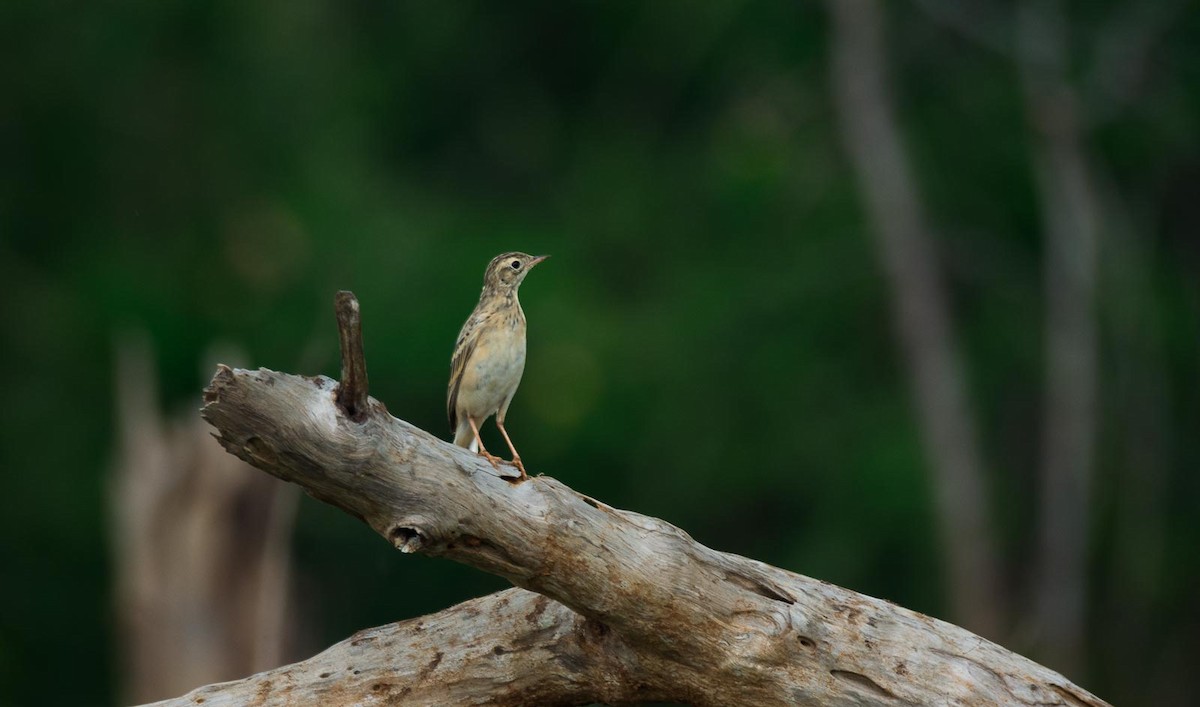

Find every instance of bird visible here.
[448,252,548,479]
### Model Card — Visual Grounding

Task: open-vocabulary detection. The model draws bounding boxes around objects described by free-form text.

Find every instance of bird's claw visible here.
[510,457,527,480]
[479,450,503,470]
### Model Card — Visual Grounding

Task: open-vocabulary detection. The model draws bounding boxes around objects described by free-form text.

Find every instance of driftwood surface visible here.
[148,293,1109,707]
[152,588,652,706]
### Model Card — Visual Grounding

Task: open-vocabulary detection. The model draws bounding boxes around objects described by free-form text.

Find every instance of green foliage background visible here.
[1,1,1197,705]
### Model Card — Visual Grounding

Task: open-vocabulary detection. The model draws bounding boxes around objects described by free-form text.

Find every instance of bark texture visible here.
[147,588,660,707]
[334,290,370,422]
[156,362,1110,706]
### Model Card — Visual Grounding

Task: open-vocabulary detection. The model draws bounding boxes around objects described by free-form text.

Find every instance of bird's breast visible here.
[456,313,527,416]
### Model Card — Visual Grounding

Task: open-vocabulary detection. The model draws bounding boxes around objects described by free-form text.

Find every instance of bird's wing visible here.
[447,313,482,432]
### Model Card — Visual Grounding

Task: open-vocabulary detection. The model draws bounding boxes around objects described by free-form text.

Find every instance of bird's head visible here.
[483,252,548,291]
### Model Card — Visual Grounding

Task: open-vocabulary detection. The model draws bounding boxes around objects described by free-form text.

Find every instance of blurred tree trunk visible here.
[824,0,1005,639]
[110,333,302,703]
[1099,174,1174,703]
[1017,1,1100,677]
[912,0,1184,683]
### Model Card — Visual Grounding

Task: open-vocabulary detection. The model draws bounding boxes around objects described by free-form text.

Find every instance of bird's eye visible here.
[511,260,521,269]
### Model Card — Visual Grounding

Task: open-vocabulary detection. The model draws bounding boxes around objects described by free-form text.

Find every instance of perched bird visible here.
[448,252,548,478]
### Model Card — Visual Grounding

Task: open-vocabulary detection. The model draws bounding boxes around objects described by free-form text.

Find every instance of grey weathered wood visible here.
[147,588,659,706]
[163,363,1109,706]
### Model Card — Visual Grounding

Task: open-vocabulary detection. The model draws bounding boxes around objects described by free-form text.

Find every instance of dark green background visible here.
[2,1,1197,705]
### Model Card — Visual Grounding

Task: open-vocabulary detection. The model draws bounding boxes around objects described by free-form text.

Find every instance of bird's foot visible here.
[479,449,503,470]
[509,457,527,480]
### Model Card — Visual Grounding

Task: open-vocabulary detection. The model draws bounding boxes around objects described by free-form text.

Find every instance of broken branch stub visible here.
[334,290,369,422]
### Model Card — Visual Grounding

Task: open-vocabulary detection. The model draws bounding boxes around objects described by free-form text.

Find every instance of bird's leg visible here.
[495,419,527,479]
[468,417,503,470]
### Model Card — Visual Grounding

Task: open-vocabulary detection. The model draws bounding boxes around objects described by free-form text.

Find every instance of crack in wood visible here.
[830,669,904,703]
[724,570,796,605]
[1051,684,1103,707]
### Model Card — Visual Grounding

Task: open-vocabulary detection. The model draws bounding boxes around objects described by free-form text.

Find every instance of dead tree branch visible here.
[175,363,1108,705]
[147,588,658,707]
[145,289,1112,705]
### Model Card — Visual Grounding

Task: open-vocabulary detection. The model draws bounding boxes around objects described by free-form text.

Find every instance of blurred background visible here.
[1,1,1197,705]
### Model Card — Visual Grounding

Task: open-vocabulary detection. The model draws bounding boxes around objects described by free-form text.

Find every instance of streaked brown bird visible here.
[448,252,548,478]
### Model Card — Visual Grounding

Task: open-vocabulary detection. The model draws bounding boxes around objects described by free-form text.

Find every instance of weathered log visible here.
[146,292,1109,706]
[147,588,661,706]
[157,361,1108,706]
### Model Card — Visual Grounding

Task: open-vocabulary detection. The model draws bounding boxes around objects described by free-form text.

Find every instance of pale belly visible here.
[457,326,526,420]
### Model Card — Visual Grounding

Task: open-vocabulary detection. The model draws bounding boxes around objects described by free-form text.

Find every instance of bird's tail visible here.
[453,420,478,451]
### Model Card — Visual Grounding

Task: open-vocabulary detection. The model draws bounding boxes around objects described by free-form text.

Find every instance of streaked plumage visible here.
[448,252,547,478]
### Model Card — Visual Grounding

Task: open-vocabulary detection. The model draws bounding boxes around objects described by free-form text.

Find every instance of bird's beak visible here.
[529,255,550,267]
